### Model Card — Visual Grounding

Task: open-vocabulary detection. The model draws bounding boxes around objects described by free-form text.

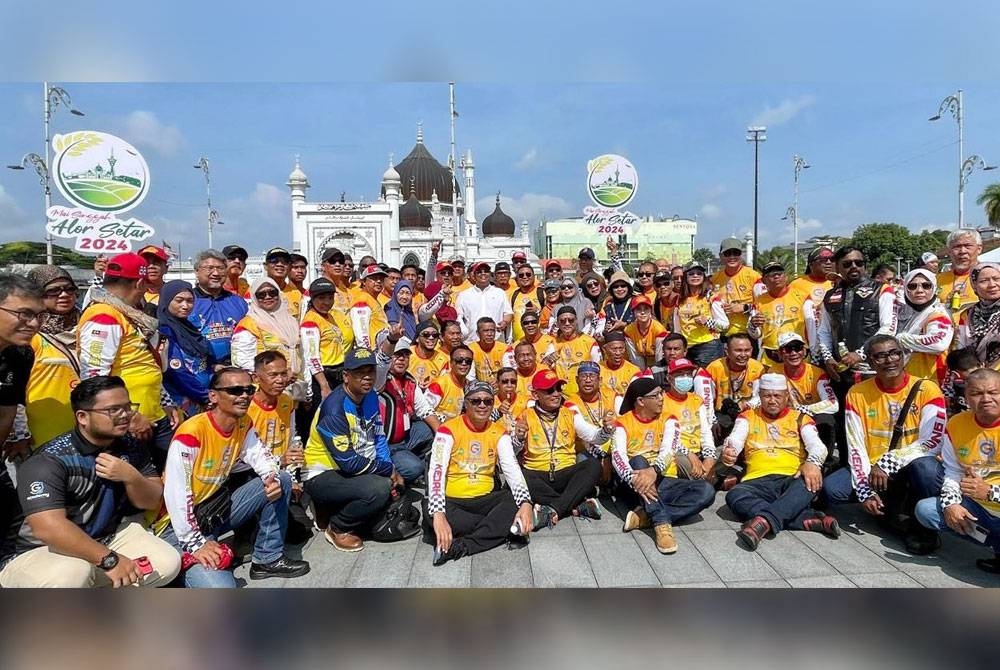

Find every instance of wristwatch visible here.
[98,551,119,571]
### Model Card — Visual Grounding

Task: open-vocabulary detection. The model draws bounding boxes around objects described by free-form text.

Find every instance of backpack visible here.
[369,487,421,542]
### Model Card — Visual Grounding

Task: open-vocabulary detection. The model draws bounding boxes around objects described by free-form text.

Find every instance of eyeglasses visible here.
[517,272,534,278]
[907,282,933,290]
[522,319,539,326]
[636,272,654,278]
[499,378,517,385]
[453,357,473,365]
[781,343,806,353]
[722,249,742,258]
[0,306,43,324]
[43,285,78,298]
[419,331,440,339]
[558,317,576,324]
[200,265,226,274]
[212,384,257,396]
[83,403,140,419]
[871,349,903,364]
[267,259,289,266]
[641,390,664,400]
[842,259,866,268]
[466,397,493,407]
[255,290,280,299]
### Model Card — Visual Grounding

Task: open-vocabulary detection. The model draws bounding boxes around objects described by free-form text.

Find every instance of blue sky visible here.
[2,3,999,258]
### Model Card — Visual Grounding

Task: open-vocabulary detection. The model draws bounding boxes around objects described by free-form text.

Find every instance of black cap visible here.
[321,247,344,264]
[309,278,336,296]
[556,305,577,319]
[222,245,248,261]
[619,377,660,415]
[494,261,511,273]
[761,260,785,275]
[289,253,307,265]
[578,247,596,260]
[603,331,626,344]
[266,247,291,262]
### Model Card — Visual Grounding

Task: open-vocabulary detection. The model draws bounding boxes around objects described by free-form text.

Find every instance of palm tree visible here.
[976,182,1000,228]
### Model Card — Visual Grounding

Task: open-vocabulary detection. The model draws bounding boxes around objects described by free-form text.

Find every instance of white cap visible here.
[777,332,806,349]
[921,252,938,264]
[759,373,788,391]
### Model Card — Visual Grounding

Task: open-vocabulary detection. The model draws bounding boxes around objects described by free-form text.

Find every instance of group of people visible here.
[0,226,998,588]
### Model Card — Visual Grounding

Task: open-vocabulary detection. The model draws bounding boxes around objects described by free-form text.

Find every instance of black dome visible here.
[394,132,458,204]
[399,190,432,229]
[482,195,515,237]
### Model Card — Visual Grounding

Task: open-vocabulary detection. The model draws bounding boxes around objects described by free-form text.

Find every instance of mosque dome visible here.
[482,194,515,237]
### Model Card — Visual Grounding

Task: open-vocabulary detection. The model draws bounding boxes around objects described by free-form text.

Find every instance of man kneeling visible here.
[0,376,180,588]
[426,381,535,566]
[722,373,840,550]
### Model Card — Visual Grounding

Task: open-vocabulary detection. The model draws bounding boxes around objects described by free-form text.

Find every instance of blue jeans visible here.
[161,470,293,589]
[687,340,724,369]
[822,457,942,514]
[616,456,715,526]
[726,474,818,534]
[915,496,1000,554]
[389,419,434,483]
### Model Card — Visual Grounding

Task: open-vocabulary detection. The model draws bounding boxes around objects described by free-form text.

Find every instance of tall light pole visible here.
[960,155,997,215]
[747,126,767,262]
[792,154,810,275]
[929,90,964,228]
[193,157,222,249]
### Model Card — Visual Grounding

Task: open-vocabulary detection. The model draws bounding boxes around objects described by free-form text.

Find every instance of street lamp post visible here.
[929,90,964,228]
[792,154,810,276]
[193,157,222,249]
[960,155,997,219]
[747,126,767,263]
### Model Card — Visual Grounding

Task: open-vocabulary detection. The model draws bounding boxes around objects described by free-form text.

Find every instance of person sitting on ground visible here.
[915,368,1000,573]
[661,358,717,483]
[511,369,613,529]
[611,377,715,555]
[777,332,838,463]
[0,376,181,588]
[721,373,839,550]
[423,345,474,430]
[600,331,644,397]
[425,381,535,566]
[302,348,403,553]
[155,367,309,587]
[823,334,947,555]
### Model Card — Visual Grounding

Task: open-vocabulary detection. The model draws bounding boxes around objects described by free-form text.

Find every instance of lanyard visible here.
[535,410,560,482]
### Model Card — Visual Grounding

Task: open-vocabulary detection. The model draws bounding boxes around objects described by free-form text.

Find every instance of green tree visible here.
[976,182,1000,227]
[755,247,799,275]
[691,247,715,270]
[848,223,921,267]
[0,242,94,268]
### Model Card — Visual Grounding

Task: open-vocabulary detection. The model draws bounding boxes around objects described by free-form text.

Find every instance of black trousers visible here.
[296,366,343,442]
[522,458,602,518]
[812,413,837,461]
[422,489,517,557]
[0,470,19,557]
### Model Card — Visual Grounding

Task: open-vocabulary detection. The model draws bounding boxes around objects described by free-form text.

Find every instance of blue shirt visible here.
[189,285,247,365]
[315,386,392,476]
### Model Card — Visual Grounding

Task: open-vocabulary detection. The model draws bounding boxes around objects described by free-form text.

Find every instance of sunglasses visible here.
[522,319,539,326]
[544,287,559,293]
[453,357,473,365]
[722,249,742,257]
[558,317,576,324]
[499,378,517,384]
[535,386,561,395]
[561,284,575,290]
[419,331,440,339]
[517,272,534,278]
[255,290,280,299]
[842,259,866,268]
[212,384,257,396]
[44,285,79,298]
[781,342,806,353]
[585,281,600,287]
[907,282,933,290]
[466,397,493,407]
[636,272,654,278]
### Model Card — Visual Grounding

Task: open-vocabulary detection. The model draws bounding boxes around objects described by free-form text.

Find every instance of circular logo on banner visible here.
[51,131,150,213]
[587,154,638,208]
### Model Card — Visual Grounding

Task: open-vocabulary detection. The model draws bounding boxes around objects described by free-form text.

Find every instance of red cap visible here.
[631,295,652,309]
[545,260,562,270]
[104,253,148,280]
[137,245,169,262]
[667,357,697,374]
[470,261,491,273]
[435,262,453,274]
[512,251,527,260]
[532,369,566,392]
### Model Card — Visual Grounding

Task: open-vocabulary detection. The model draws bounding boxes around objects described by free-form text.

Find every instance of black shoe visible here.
[903,526,941,556]
[975,554,1000,574]
[249,555,311,580]
[432,540,466,567]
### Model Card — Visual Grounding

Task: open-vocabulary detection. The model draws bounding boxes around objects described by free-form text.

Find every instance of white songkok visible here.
[758,373,788,391]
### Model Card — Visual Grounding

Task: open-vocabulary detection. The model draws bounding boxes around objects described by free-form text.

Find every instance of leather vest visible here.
[822,278,884,355]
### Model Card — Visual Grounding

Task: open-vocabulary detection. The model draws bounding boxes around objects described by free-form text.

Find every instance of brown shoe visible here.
[325,528,364,552]
[623,507,651,532]
[654,523,677,554]
[802,513,841,539]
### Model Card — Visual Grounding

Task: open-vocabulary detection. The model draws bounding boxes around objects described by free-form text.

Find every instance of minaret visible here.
[287,155,310,257]
[461,148,476,225]
[107,147,117,178]
[287,154,310,203]
[382,153,401,203]
[431,188,441,217]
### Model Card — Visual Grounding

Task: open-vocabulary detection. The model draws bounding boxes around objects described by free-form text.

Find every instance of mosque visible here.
[288,124,533,271]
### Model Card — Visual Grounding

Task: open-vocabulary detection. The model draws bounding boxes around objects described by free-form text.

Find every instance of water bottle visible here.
[835,342,850,372]
[287,435,303,482]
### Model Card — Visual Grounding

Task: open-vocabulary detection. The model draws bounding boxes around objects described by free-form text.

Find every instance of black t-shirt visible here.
[0,344,32,408]
[2,429,157,563]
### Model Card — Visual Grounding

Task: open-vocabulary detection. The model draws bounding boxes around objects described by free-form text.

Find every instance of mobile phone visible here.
[968,523,989,543]
[135,556,153,576]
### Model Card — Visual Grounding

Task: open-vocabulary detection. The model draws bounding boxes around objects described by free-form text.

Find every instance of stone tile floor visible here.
[237,491,1000,588]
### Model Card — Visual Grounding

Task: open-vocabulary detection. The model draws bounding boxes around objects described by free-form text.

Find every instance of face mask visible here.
[672,376,694,393]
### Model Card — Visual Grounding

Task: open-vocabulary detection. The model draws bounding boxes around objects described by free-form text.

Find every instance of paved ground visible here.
[236,491,1000,588]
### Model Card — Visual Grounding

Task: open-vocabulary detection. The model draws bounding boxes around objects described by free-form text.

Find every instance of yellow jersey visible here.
[738,408,812,480]
[26,333,79,447]
[711,265,762,335]
[247,394,295,458]
[661,390,711,456]
[520,406,580,473]
[510,285,542,341]
[623,319,668,368]
[552,334,599,396]
[613,410,679,477]
[600,359,642,397]
[300,307,353,374]
[470,341,512,383]
[408,347,451,388]
[674,295,724,345]
[941,412,1000,516]
[938,269,978,317]
[282,282,304,319]
[752,286,811,351]
[789,275,832,322]
[519,334,556,364]
[431,415,507,499]
[425,373,467,421]
[349,289,389,350]
[705,358,765,410]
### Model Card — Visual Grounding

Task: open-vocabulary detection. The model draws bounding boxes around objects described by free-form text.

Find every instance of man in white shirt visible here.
[455,261,513,344]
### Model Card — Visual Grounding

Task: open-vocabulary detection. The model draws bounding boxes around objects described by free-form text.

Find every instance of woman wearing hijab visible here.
[599,271,636,338]
[24,265,81,446]
[895,268,953,381]
[384,279,418,340]
[232,277,303,383]
[957,262,1000,370]
[673,260,729,368]
[551,277,596,335]
[580,272,608,312]
[158,279,216,414]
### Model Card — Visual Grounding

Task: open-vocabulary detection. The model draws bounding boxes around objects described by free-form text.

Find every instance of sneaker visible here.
[623,507,651,532]
[654,523,677,554]
[432,540,466,567]
[248,555,311,580]
[736,516,771,551]
[532,503,558,531]
[802,512,841,539]
[324,528,364,552]
[576,498,603,520]
[720,475,740,492]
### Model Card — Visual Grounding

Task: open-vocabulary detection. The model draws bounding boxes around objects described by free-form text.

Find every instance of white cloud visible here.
[699,203,722,220]
[122,111,185,156]
[751,94,816,128]
[210,182,291,252]
[476,192,574,226]
[514,148,538,170]
[798,217,823,231]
